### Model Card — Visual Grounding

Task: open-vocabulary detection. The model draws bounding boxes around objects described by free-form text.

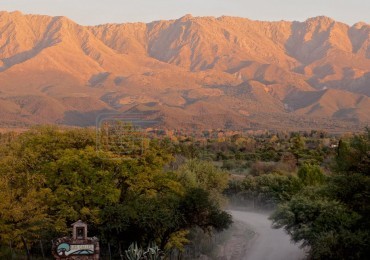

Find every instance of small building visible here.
[52,220,99,259]
[72,220,88,241]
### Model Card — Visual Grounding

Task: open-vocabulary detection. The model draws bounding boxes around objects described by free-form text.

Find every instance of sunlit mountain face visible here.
[0,11,369,131]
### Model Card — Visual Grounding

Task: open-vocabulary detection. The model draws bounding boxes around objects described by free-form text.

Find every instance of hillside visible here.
[0,11,369,131]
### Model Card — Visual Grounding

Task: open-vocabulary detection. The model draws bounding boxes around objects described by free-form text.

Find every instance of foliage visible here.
[0,126,232,257]
[0,126,353,258]
[270,130,370,259]
[0,171,50,249]
[335,130,370,175]
[179,188,232,232]
[237,174,303,207]
[176,159,229,205]
[271,187,369,259]
[297,163,325,186]
[44,147,120,232]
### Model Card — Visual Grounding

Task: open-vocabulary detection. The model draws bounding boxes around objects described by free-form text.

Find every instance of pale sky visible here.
[0,0,369,25]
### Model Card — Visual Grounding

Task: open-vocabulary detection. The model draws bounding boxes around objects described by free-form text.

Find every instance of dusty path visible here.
[230,210,306,260]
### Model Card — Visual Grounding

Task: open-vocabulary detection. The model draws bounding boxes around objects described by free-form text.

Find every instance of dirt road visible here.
[230,210,306,260]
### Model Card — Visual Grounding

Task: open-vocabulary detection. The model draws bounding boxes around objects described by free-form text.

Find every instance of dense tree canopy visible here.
[0,126,232,258]
[1,126,366,259]
[271,130,370,260]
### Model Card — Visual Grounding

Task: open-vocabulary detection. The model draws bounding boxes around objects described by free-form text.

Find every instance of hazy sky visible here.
[0,0,369,25]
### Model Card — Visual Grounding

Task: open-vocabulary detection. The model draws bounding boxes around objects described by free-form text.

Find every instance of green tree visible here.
[176,159,229,205]
[271,190,363,260]
[241,174,302,207]
[0,171,50,250]
[297,163,325,186]
[179,188,232,233]
[271,130,370,259]
[44,147,120,233]
[0,126,233,256]
[0,127,119,249]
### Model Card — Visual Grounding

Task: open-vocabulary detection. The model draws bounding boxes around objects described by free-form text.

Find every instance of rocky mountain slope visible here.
[0,11,369,131]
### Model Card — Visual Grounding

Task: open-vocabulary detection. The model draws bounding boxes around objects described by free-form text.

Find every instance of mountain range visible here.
[0,11,369,131]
